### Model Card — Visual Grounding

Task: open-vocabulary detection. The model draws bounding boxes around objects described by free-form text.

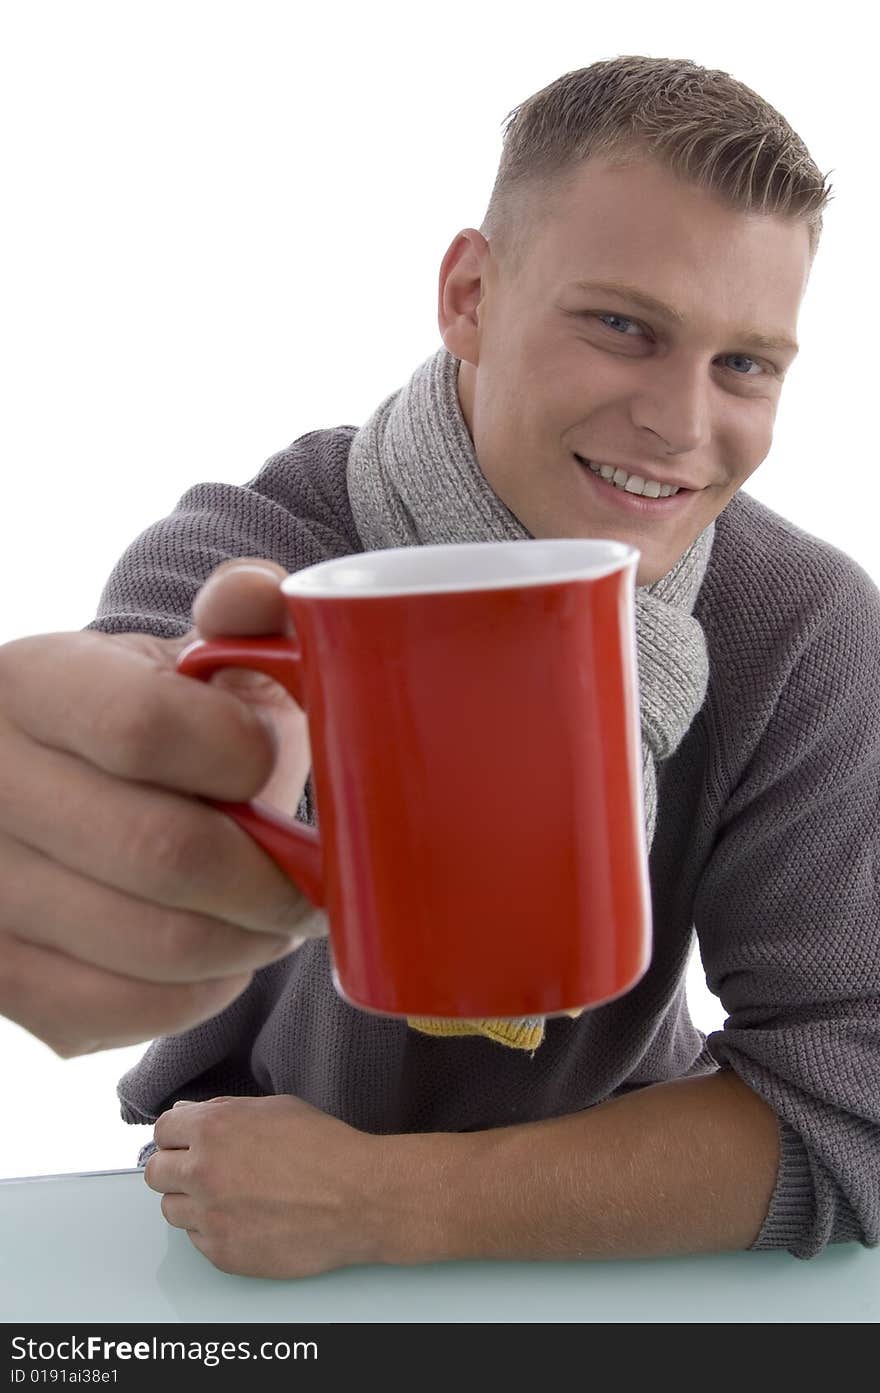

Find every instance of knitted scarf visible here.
[345,346,713,1050]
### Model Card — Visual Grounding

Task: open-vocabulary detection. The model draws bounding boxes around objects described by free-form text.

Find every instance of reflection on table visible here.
[1,1169,877,1322]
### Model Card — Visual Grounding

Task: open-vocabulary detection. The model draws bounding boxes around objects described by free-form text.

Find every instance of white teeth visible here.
[584,459,680,498]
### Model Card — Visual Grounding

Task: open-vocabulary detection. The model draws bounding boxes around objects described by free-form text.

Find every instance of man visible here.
[0,57,877,1275]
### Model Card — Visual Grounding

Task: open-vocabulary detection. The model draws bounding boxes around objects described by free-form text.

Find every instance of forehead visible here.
[518,157,811,333]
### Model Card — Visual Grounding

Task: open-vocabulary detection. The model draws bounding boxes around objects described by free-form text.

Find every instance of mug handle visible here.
[175,635,325,908]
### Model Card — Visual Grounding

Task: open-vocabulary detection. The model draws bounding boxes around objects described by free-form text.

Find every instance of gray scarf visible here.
[345,346,713,1049]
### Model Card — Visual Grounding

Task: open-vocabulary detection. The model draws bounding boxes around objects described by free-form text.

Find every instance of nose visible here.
[630,356,712,456]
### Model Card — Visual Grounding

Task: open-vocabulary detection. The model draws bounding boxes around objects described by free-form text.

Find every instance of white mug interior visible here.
[282,539,639,599]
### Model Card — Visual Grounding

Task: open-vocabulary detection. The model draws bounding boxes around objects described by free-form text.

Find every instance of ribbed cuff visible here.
[749,1117,816,1255]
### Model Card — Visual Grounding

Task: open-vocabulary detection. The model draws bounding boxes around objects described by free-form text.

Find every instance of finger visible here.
[154,1100,213,1149]
[193,559,290,639]
[0,729,312,934]
[0,930,255,1058]
[0,832,294,981]
[175,1096,237,1105]
[144,1149,190,1199]
[160,1195,199,1232]
[0,631,278,799]
[192,562,304,746]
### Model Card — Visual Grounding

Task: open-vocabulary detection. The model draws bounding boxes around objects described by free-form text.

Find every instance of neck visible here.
[456,356,477,442]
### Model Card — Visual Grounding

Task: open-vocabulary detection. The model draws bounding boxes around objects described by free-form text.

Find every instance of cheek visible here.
[471,364,547,458]
[488,320,574,407]
[727,404,776,483]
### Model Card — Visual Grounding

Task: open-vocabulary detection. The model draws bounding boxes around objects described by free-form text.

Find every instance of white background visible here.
[0,0,876,1179]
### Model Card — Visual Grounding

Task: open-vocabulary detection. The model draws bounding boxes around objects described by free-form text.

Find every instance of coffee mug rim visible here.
[281,539,640,600]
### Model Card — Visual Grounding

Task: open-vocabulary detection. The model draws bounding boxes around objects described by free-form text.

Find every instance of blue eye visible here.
[725,354,762,376]
[597,313,644,336]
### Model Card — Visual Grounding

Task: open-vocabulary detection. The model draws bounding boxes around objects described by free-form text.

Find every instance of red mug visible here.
[176,539,651,1018]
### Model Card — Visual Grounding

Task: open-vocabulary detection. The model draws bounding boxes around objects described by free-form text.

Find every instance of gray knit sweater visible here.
[85,427,880,1261]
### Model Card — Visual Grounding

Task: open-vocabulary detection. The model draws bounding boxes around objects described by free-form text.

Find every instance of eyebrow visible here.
[567,278,800,356]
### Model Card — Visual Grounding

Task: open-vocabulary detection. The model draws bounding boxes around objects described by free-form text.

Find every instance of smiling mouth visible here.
[574,454,684,498]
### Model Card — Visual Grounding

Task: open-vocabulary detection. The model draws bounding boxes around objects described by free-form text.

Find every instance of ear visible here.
[437,228,490,365]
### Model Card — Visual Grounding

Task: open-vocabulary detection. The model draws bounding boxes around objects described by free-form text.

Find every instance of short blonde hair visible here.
[480,56,834,272]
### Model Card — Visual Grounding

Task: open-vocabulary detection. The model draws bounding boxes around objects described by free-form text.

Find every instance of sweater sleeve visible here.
[83,428,360,640]
[84,428,360,829]
[693,562,880,1259]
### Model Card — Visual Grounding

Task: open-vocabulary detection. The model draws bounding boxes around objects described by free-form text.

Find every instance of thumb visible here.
[192,558,290,640]
[185,559,310,810]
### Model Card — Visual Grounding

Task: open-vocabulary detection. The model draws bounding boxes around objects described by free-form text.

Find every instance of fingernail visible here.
[228,564,284,581]
[172,1099,196,1108]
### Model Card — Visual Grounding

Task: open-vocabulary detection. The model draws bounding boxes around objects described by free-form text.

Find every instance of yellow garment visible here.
[407,1008,584,1052]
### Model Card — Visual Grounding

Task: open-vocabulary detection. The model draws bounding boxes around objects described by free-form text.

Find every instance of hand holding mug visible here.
[0,560,318,1058]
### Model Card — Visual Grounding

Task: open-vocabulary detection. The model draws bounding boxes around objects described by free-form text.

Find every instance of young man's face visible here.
[440,156,811,584]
